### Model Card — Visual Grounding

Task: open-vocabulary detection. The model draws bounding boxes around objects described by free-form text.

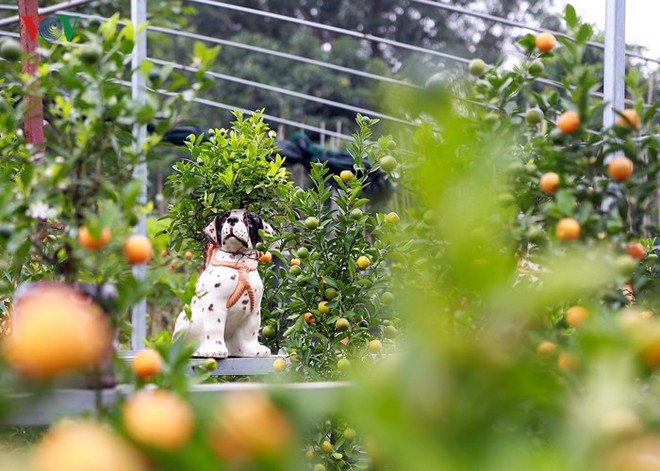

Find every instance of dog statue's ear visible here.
[204,212,229,245]
[203,220,217,244]
[245,212,264,249]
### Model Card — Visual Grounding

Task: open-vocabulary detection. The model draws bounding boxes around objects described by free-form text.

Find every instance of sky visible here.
[556,0,660,62]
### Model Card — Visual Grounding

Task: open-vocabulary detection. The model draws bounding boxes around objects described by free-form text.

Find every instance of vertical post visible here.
[131,0,148,350]
[603,0,626,128]
[320,121,326,149]
[18,0,44,150]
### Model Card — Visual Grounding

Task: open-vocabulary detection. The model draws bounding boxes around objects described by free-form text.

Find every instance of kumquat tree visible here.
[0,2,659,471]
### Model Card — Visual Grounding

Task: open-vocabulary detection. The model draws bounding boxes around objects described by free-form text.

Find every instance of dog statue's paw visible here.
[253,345,271,357]
[194,342,229,359]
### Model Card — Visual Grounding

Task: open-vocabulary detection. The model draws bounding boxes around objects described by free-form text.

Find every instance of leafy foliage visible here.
[259,117,398,378]
[166,110,293,253]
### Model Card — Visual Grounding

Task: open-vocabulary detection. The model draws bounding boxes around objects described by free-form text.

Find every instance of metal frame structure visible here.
[603,0,626,128]
[130,0,148,350]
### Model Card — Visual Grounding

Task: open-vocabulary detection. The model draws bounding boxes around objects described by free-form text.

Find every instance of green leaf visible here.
[20,165,33,189]
[517,34,536,53]
[564,4,578,28]
[576,23,593,44]
[100,13,120,40]
[556,189,576,216]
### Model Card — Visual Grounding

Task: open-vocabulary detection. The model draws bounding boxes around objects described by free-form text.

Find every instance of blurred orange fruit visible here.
[123,389,194,450]
[33,420,148,471]
[638,326,660,368]
[131,348,162,380]
[304,312,316,324]
[184,251,193,260]
[368,339,383,354]
[565,305,589,327]
[318,301,330,314]
[604,434,660,471]
[557,352,578,371]
[535,32,556,52]
[3,284,112,380]
[291,258,301,266]
[616,109,640,128]
[608,156,634,181]
[555,218,581,241]
[208,391,292,462]
[273,358,287,372]
[78,226,111,250]
[557,111,580,134]
[536,341,557,359]
[124,235,152,264]
[626,242,646,261]
[539,172,560,194]
[259,251,272,263]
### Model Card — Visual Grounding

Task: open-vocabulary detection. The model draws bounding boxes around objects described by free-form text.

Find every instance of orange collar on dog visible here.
[208,253,258,311]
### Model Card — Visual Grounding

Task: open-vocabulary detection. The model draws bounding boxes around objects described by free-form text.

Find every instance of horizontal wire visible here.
[148,57,417,127]
[1,0,657,66]
[54,12,612,108]
[408,0,660,65]
[174,96,355,141]
[185,0,471,64]
[147,25,420,90]
[115,79,355,140]
[175,2,614,102]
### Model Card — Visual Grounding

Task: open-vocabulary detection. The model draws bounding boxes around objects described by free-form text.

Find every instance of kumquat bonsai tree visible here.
[1,4,660,471]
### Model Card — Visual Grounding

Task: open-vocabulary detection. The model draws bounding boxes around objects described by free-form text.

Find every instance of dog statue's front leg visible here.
[226,310,271,357]
[194,304,229,359]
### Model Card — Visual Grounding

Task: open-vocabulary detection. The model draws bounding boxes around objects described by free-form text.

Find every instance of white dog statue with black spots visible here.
[173,209,272,358]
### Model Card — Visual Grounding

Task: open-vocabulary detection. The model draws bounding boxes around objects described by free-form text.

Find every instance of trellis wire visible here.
[1,0,657,66]
[147,25,420,90]
[154,88,355,141]
[148,58,416,127]
[68,12,576,112]
[185,0,471,64]
[410,0,659,65]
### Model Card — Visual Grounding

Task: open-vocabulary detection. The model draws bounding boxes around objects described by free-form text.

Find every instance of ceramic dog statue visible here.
[173,209,271,358]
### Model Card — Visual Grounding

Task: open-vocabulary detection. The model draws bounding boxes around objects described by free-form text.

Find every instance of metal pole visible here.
[17,0,44,151]
[130,0,147,350]
[603,0,626,128]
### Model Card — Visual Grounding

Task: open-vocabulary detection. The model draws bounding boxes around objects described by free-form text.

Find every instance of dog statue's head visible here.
[203,209,271,253]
